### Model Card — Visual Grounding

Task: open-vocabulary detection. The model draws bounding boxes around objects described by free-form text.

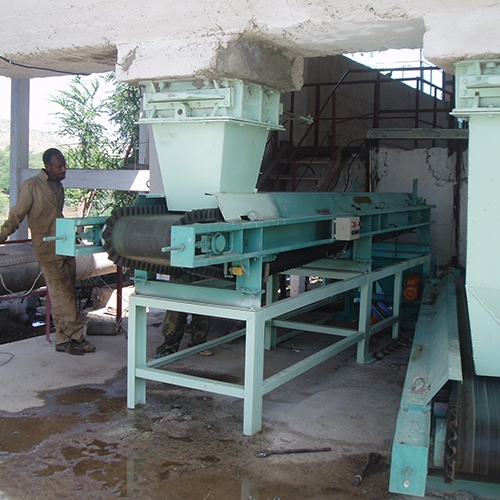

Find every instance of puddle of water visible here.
[62,439,119,461]
[0,387,124,454]
[0,415,74,453]
[55,387,107,405]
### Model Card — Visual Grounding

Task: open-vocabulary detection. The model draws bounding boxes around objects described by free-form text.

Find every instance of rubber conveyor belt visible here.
[448,278,500,480]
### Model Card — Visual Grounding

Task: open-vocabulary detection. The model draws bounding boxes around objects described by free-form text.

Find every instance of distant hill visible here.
[0,118,74,153]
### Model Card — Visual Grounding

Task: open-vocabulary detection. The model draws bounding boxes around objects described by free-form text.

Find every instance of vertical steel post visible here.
[373,73,381,129]
[45,290,51,342]
[314,83,321,147]
[127,297,147,407]
[392,272,403,339]
[265,274,279,350]
[357,280,373,364]
[116,265,123,326]
[331,92,337,161]
[243,311,265,435]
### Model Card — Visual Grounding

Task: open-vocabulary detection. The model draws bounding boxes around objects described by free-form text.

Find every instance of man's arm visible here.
[0,182,33,243]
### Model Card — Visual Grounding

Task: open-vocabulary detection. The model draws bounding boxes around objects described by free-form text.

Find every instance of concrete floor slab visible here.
[0,332,128,413]
[0,311,491,499]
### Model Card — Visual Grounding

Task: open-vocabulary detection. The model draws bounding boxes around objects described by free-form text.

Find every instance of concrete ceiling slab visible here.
[1,1,499,82]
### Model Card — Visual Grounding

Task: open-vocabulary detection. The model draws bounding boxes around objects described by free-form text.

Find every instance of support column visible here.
[127,296,147,407]
[10,78,30,240]
[243,311,265,436]
[392,272,403,339]
[452,59,500,376]
[357,280,373,364]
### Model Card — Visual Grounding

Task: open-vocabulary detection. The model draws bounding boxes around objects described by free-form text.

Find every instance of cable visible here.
[96,274,130,308]
[0,55,89,76]
[0,352,14,366]
[329,138,366,192]
[343,138,367,192]
[0,270,43,298]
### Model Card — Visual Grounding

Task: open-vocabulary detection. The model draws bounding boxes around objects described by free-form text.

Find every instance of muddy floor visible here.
[0,312,487,500]
[0,376,396,500]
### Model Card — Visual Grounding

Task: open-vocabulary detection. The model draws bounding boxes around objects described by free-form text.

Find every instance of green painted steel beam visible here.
[389,271,462,497]
[272,319,357,337]
[127,253,430,435]
[262,331,365,395]
[47,216,108,256]
[130,293,256,321]
[262,255,431,321]
[391,411,431,496]
[274,313,338,345]
[147,328,246,369]
[133,278,261,309]
[136,367,245,398]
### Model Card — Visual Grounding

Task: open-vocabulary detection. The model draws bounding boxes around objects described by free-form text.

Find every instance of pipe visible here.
[0,242,116,296]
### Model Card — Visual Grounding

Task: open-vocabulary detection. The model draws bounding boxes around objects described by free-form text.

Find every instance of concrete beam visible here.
[116,35,303,91]
[2,1,500,80]
[423,7,500,73]
[19,168,150,192]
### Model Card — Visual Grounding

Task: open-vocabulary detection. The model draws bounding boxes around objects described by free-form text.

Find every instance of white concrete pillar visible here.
[9,78,30,240]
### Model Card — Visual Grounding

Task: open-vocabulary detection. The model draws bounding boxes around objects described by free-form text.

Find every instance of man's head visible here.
[43,148,66,182]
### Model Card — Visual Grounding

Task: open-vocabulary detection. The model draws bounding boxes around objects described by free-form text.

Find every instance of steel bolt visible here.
[403,466,413,488]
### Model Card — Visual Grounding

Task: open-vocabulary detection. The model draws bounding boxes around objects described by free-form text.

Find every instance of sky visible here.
[0,73,115,133]
[0,74,76,132]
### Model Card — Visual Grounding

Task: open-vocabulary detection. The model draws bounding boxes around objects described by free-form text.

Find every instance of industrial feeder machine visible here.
[47,74,500,497]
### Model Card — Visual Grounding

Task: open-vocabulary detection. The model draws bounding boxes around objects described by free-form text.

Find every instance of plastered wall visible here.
[372,146,468,268]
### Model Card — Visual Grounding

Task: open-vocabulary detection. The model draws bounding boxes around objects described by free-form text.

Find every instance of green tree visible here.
[104,73,141,166]
[0,146,10,194]
[50,73,140,216]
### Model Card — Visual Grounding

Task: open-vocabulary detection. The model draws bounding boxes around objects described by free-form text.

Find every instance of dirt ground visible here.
[0,312,486,500]
[0,376,396,500]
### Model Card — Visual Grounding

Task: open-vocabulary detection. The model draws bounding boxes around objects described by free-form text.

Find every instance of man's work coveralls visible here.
[0,170,85,345]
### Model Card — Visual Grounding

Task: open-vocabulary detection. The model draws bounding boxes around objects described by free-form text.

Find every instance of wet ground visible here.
[0,312,488,500]
[0,371,398,500]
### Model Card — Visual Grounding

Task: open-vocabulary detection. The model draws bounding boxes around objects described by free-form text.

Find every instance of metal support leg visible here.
[392,272,403,339]
[357,280,373,364]
[243,312,265,435]
[265,274,279,350]
[128,297,147,408]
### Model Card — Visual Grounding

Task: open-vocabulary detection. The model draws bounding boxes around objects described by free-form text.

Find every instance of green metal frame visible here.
[167,190,433,293]
[44,216,108,256]
[389,270,462,496]
[128,252,431,436]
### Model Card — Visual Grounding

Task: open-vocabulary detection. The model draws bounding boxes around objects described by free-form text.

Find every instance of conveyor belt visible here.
[446,278,500,480]
[101,204,345,277]
[102,204,224,278]
[102,204,418,281]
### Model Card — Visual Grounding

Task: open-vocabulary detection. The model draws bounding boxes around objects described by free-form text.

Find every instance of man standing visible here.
[0,148,96,356]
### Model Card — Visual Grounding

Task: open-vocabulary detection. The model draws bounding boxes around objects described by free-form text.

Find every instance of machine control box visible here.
[334,217,361,241]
